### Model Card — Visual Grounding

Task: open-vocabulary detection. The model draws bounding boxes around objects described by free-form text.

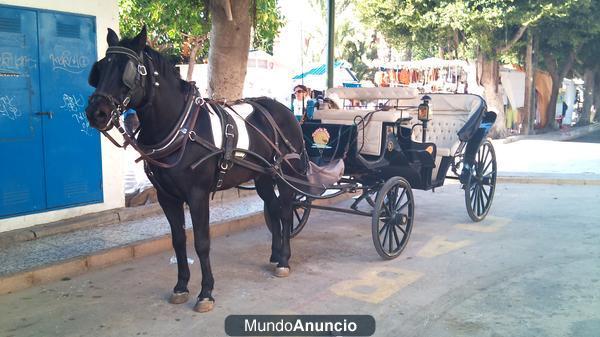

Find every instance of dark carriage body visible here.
[302,88,495,191]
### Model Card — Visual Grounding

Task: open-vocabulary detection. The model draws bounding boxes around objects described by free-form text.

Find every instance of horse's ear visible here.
[88,61,99,88]
[107,28,119,46]
[131,25,147,52]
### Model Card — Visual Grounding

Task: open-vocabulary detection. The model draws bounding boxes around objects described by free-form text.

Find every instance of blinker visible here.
[123,60,137,89]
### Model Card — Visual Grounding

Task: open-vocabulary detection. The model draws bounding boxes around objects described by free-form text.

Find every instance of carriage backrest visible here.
[326,87,420,108]
[410,94,485,152]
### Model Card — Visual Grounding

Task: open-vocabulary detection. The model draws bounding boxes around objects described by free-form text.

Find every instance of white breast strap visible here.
[206,104,223,149]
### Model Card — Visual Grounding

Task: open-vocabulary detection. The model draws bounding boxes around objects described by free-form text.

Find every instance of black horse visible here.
[85,27,307,312]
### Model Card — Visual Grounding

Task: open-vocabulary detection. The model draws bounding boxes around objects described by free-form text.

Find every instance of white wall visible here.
[0,0,125,232]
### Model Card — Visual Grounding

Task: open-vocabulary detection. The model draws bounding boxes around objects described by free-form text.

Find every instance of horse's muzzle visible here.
[86,96,113,131]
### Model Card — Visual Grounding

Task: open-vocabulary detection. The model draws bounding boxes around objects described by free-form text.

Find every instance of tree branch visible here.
[560,49,578,79]
[497,25,528,54]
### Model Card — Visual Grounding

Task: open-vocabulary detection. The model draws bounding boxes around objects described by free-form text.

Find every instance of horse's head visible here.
[85,27,150,131]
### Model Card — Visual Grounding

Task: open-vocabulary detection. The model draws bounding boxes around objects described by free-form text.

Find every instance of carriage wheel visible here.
[264,194,312,238]
[372,177,414,260]
[465,140,497,222]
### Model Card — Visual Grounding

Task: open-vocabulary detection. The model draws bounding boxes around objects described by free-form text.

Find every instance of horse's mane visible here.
[119,37,193,92]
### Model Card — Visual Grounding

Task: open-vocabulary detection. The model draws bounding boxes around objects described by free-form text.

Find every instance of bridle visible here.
[88,45,208,169]
[89,46,156,132]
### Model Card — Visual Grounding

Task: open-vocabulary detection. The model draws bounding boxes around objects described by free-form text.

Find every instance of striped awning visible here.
[292,61,350,80]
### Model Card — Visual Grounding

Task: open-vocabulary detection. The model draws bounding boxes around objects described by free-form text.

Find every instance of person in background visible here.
[290,84,315,122]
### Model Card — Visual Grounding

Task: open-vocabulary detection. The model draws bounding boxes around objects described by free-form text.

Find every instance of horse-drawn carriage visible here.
[85,27,497,311]
[266,87,498,259]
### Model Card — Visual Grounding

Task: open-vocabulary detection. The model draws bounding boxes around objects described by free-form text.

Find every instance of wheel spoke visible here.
[481,146,490,169]
[294,208,301,223]
[471,184,478,211]
[395,222,407,235]
[482,171,496,185]
[481,184,490,202]
[397,200,410,212]
[383,200,393,217]
[394,188,407,210]
[477,185,484,215]
[388,222,394,253]
[379,222,388,235]
[483,157,493,175]
[391,225,400,252]
[388,186,399,213]
[381,222,390,248]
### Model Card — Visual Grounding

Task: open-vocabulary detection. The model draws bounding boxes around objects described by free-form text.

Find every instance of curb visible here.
[0,194,353,296]
[501,123,600,144]
[498,176,600,186]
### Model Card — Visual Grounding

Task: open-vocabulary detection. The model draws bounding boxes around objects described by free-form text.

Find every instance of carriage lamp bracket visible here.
[418,95,431,143]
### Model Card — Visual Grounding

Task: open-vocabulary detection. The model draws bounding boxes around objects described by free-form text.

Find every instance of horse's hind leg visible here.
[274,182,294,278]
[188,188,215,312]
[157,193,190,304]
[255,175,282,265]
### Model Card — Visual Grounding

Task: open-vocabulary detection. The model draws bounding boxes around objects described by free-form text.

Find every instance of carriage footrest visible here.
[306,159,345,187]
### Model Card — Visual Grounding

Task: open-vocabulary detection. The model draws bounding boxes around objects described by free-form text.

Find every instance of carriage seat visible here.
[408,94,485,180]
[409,94,484,156]
[314,93,485,180]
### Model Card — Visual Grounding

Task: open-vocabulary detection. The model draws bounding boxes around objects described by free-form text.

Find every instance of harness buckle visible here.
[225,124,235,138]
[220,161,231,170]
[137,64,147,76]
[188,130,197,141]
[194,96,205,105]
[122,96,131,107]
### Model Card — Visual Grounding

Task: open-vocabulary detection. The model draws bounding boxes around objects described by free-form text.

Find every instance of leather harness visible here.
[90,45,338,198]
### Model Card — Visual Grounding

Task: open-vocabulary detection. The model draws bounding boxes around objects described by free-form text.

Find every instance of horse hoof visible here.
[274,267,290,278]
[194,298,215,313]
[169,292,189,304]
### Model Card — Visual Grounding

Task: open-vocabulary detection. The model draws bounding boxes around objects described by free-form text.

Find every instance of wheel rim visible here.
[466,141,496,221]
[373,178,414,259]
[290,195,310,237]
[264,193,311,238]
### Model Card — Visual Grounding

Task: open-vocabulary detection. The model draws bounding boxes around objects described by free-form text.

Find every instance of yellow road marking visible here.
[455,216,510,233]
[330,267,423,304]
[417,235,472,258]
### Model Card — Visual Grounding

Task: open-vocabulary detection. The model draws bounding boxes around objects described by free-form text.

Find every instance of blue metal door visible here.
[0,8,45,217]
[0,6,102,218]
[38,12,102,209]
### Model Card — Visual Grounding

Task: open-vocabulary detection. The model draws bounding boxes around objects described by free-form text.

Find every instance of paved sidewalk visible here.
[0,195,265,279]
[493,123,600,182]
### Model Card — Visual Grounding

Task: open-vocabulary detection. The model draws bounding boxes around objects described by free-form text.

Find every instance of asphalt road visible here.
[2,183,600,337]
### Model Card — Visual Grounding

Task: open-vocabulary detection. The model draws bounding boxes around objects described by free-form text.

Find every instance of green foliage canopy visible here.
[119,0,285,61]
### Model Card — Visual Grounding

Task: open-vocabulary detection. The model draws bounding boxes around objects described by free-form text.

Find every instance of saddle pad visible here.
[208,103,253,158]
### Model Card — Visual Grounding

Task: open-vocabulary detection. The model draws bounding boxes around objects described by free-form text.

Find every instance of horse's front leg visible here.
[274,184,294,278]
[157,193,191,304]
[188,189,215,312]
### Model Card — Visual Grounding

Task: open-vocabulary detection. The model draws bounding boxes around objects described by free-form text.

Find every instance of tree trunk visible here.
[580,67,596,125]
[542,50,576,130]
[522,32,534,135]
[477,53,507,138]
[546,71,561,130]
[207,0,252,101]
[594,72,600,122]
